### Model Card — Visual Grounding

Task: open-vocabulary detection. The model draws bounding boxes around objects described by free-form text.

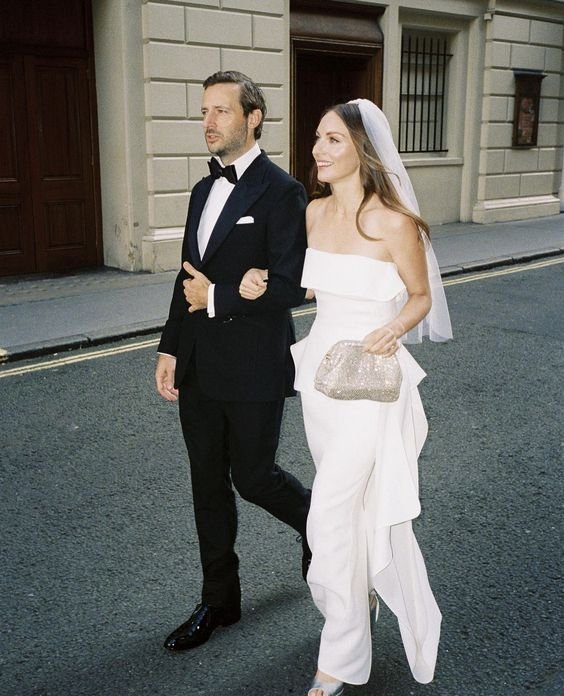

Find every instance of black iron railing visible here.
[400,33,452,153]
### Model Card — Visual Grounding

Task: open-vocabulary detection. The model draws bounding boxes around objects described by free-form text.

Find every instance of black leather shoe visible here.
[164,603,241,651]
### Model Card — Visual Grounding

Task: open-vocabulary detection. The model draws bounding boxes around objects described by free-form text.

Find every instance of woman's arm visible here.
[213,179,307,316]
[237,198,324,302]
[363,215,431,356]
[239,268,315,301]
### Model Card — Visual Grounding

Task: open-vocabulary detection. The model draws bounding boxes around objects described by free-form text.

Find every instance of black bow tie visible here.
[208,158,238,185]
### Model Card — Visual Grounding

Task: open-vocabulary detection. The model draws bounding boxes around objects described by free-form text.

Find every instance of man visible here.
[155,71,311,651]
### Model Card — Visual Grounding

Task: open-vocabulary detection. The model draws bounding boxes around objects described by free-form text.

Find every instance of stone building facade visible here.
[92,0,563,272]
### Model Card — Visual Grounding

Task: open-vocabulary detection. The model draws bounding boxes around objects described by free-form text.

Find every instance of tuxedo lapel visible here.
[187,176,214,265]
[201,154,270,265]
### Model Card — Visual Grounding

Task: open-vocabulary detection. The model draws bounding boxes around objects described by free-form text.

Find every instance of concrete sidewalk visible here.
[0,214,562,362]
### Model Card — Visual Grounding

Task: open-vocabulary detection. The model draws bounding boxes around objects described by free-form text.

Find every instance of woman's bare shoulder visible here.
[306,196,327,213]
[306,196,329,224]
[364,204,419,243]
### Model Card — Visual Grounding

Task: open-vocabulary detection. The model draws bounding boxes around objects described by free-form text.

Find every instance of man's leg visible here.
[226,399,310,541]
[164,376,242,652]
[178,373,240,608]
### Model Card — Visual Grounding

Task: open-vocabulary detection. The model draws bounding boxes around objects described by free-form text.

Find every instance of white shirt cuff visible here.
[207,284,215,318]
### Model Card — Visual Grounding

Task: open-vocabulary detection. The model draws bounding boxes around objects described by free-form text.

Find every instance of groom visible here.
[155,71,311,651]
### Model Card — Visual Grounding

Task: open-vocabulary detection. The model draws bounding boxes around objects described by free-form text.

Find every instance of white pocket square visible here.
[236,216,254,224]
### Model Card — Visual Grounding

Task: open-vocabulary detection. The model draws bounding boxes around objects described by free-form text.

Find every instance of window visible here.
[399,31,452,154]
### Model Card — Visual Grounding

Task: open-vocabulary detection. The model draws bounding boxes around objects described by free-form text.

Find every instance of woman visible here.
[239,100,452,695]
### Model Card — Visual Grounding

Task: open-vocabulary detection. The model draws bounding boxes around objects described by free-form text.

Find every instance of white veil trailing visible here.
[348,98,453,343]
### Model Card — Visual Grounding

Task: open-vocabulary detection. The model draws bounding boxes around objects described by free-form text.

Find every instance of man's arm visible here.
[156,181,202,354]
[213,179,307,317]
[155,354,179,401]
[157,265,191,355]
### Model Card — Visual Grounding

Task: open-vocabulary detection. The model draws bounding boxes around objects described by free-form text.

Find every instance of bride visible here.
[239,99,452,695]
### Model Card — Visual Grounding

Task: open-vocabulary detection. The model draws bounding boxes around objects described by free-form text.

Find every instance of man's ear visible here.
[247,108,262,131]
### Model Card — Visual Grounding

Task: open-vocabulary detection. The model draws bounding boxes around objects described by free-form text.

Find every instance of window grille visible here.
[400,32,452,153]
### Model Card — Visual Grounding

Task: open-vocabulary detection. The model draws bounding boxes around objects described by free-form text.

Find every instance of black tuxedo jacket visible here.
[158,151,307,401]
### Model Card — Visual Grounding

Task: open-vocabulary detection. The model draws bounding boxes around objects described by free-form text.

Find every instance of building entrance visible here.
[290,0,384,191]
[0,0,101,276]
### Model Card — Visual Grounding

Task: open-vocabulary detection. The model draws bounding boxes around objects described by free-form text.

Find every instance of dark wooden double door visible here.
[0,0,101,276]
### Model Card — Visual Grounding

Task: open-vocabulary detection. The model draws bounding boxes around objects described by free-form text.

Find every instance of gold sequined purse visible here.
[314,340,402,402]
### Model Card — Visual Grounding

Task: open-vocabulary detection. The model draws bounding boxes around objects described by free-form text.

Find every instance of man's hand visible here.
[155,354,179,401]
[183,261,211,313]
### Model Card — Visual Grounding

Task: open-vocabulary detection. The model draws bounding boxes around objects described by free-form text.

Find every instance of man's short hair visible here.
[203,70,267,139]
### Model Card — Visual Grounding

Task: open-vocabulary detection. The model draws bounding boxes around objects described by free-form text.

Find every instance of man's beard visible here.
[208,122,248,160]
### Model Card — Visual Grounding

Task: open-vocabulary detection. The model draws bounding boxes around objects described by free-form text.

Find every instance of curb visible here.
[1,248,562,364]
[439,246,563,277]
[0,320,166,364]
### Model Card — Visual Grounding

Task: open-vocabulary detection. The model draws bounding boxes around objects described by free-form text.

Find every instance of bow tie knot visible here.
[208,158,238,185]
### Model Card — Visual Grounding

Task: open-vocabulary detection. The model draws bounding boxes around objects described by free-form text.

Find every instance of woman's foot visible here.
[308,670,344,696]
[369,589,380,628]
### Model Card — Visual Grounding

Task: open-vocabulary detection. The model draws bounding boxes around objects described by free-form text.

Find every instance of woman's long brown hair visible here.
[310,103,430,240]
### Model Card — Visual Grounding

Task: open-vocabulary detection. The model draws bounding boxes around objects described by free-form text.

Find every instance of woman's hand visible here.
[362,319,406,356]
[239,268,268,300]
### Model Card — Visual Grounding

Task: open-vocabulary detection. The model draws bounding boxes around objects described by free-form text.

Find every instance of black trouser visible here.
[178,367,310,608]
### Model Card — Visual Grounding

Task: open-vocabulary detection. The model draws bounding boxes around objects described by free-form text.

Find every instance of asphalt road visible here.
[1,258,562,696]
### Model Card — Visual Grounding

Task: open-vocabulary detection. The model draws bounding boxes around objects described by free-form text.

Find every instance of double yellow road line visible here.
[442,255,562,286]
[1,256,561,380]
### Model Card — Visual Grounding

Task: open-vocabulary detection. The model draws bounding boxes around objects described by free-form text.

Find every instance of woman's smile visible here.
[312,110,360,182]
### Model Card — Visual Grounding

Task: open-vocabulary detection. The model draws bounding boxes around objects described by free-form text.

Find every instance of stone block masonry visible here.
[142,0,289,271]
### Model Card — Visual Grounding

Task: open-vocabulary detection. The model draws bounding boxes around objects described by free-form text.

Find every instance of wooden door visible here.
[294,51,378,192]
[0,0,101,276]
[290,0,384,192]
[0,55,35,275]
[26,55,99,273]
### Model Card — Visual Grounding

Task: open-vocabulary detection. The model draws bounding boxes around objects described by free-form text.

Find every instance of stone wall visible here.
[141,0,288,271]
[474,3,563,222]
[93,0,563,272]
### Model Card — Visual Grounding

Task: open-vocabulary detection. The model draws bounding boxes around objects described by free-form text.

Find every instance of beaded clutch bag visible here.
[314,340,402,402]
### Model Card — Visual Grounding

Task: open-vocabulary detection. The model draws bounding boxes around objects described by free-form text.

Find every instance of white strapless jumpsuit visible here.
[291,248,441,685]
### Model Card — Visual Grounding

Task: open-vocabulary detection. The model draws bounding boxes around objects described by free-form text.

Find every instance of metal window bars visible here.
[400,33,452,153]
